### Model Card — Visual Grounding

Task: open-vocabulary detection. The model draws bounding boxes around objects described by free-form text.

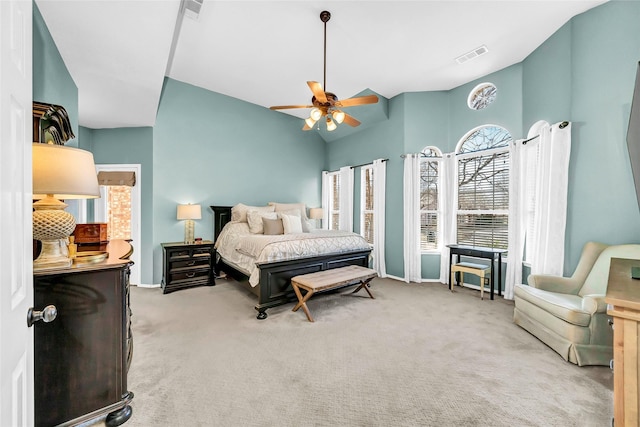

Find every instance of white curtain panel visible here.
[504,140,527,300]
[339,166,354,232]
[530,122,572,276]
[372,159,387,278]
[439,153,458,284]
[403,154,421,283]
[321,171,330,229]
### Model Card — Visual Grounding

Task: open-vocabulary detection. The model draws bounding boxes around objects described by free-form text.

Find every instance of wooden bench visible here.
[450,261,491,300]
[291,265,378,322]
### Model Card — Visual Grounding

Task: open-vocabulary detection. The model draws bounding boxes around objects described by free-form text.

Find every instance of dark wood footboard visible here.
[254,249,371,319]
[210,205,372,319]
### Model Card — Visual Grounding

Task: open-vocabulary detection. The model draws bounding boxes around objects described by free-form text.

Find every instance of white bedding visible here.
[215,221,372,287]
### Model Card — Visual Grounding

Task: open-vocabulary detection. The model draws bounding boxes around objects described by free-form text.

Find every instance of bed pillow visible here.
[262,217,284,235]
[247,211,278,234]
[279,208,314,232]
[231,203,275,223]
[268,202,308,220]
[281,213,303,234]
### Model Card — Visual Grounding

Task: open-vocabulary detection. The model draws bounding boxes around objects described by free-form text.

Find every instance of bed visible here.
[211,205,372,319]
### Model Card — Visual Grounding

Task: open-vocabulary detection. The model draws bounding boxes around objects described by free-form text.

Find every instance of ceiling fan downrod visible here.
[320,11,330,91]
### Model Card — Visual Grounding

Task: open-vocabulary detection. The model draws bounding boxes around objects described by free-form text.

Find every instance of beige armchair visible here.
[514,242,640,366]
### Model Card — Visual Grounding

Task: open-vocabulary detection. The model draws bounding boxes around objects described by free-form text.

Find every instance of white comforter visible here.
[215,221,371,286]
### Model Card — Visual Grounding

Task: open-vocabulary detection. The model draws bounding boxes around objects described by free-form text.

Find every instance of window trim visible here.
[360,165,374,244]
[326,170,340,231]
[419,146,442,254]
[455,124,511,251]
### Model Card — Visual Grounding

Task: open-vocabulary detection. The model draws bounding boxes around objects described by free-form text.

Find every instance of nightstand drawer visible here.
[170,268,210,282]
[171,258,210,269]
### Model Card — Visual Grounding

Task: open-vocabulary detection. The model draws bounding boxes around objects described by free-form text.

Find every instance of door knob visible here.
[27,305,57,327]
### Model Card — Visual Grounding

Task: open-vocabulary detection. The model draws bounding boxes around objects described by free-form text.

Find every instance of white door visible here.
[0,1,34,426]
[94,164,142,285]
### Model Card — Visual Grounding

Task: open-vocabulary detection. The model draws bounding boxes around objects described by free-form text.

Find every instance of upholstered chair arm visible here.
[527,274,582,294]
[581,294,608,315]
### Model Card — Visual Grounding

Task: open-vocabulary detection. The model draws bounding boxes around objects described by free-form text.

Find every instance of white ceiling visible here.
[35,0,607,129]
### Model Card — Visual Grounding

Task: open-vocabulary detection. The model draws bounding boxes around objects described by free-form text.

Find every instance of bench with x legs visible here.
[290,265,378,322]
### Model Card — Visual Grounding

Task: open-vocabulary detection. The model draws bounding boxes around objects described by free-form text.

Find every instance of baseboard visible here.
[384,274,443,284]
[135,283,160,288]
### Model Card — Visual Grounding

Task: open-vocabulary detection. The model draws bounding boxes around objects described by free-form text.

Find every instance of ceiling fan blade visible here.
[307,81,328,103]
[335,94,379,108]
[270,104,314,110]
[342,113,361,127]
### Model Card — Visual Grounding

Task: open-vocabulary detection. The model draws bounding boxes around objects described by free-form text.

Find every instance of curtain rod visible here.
[351,158,388,169]
[400,153,428,159]
[522,121,569,145]
[326,158,388,173]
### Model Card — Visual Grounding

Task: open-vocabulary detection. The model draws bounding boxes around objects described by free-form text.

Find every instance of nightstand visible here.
[161,241,215,294]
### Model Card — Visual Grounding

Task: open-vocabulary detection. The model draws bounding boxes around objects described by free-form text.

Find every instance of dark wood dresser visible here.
[33,240,134,427]
[161,241,215,294]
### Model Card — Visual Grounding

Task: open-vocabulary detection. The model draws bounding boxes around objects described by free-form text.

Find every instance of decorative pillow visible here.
[279,209,313,233]
[247,211,277,234]
[281,213,303,234]
[262,217,284,235]
[268,202,308,220]
[231,203,275,223]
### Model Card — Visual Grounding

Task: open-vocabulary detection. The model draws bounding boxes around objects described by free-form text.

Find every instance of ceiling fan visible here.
[270,10,379,132]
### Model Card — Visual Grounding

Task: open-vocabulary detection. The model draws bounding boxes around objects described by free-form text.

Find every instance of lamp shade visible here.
[32,143,100,199]
[177,204,201,220]
[309,208,324,219]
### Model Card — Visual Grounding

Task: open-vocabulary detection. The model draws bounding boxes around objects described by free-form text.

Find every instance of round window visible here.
[467,82,497,110]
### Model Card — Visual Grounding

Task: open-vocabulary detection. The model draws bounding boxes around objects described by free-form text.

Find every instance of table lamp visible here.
[309,207,324,228]
[32,143,100,270]
[177,204,201,244]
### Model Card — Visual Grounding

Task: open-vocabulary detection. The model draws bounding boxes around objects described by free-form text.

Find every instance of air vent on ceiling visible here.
[182,0,203,21]
[455,45,489,65]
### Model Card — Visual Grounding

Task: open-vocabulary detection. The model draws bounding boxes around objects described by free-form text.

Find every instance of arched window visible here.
[456,125,512,249]
[420,146,442,251]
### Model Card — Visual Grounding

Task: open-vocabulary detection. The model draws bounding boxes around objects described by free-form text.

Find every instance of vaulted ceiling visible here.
[35,0,607,130]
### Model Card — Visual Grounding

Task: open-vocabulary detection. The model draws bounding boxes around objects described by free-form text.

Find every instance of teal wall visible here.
[326,0,640,282]
[32,2,78,147]
[152,78,325,283]
[33,0,640,286]
[326,64,524,280]
[80,127,154,284]
[326,95,405,277]
[523,0,640,274]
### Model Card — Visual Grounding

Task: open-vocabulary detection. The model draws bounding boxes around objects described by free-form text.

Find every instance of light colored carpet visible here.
[122,277,612,427]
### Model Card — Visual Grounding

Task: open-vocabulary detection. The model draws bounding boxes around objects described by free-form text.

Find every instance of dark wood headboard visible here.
[210,206,232,243]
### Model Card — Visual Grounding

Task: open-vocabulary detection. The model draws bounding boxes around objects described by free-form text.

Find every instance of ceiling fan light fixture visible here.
[310,108,322,121]
[305,117,318,128]
[326,117,337,132]
[333,110,345,124]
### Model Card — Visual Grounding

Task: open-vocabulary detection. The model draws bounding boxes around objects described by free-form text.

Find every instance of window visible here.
[420,147,442,251]
[360,166,374,244]
[456,125,511,249]
[327,171,340,230]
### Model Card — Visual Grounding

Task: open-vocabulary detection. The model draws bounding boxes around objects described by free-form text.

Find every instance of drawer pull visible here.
[187,261,196,266]
[186,272,196,278]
